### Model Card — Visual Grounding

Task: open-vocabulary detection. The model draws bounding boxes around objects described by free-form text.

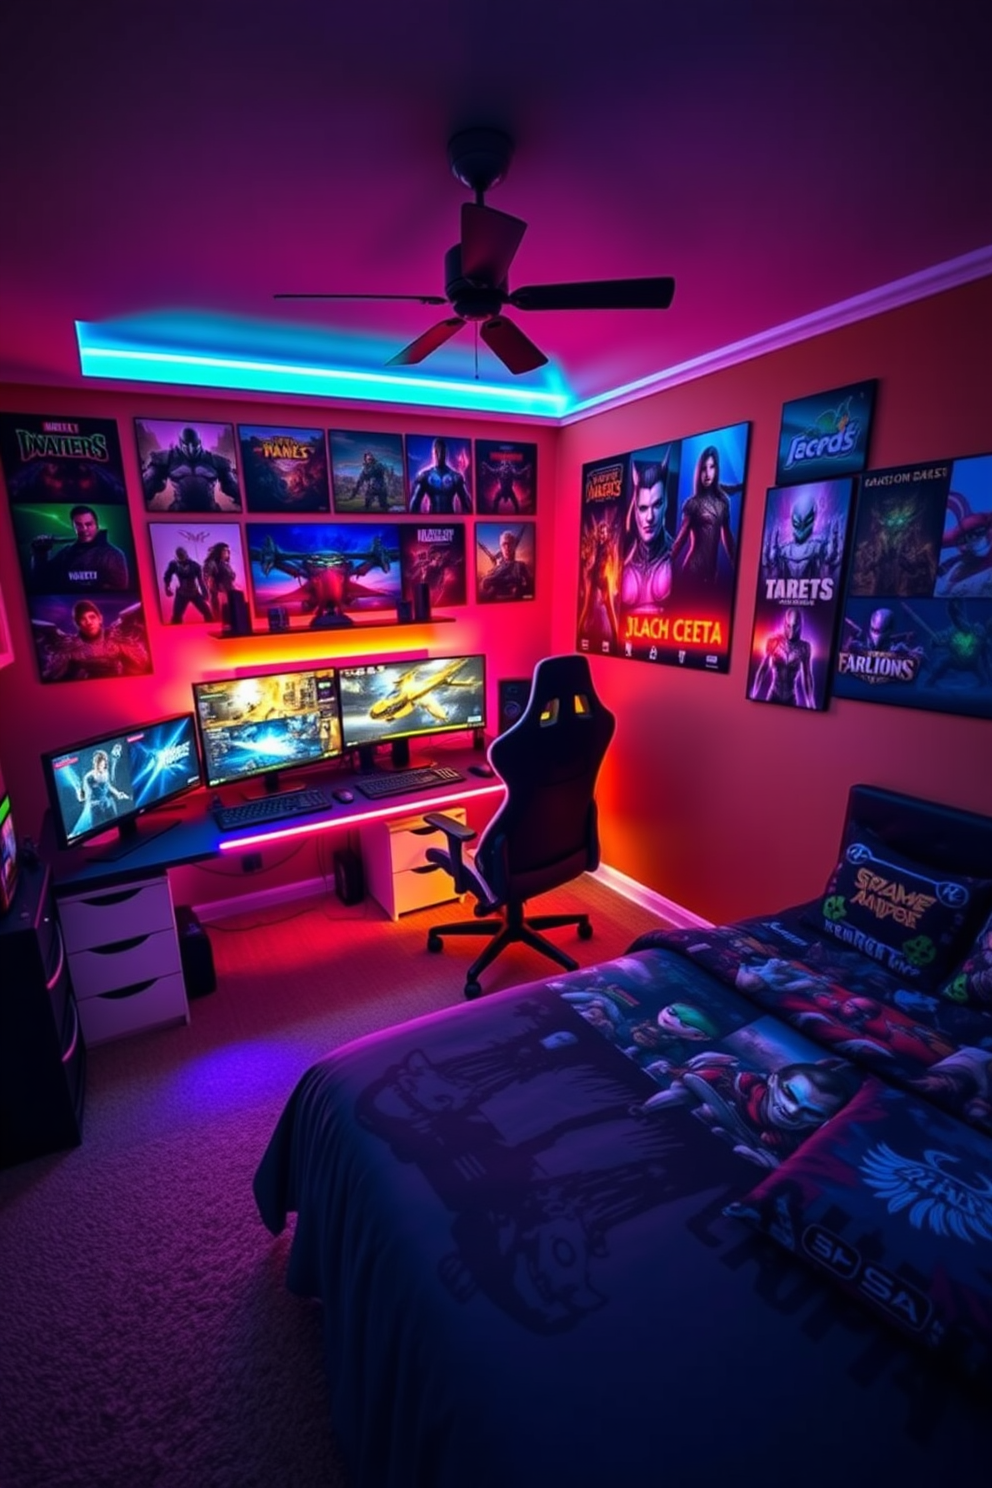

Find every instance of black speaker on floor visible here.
[497,677,531,734]
[174,905,217,998]
[334,847,365,906]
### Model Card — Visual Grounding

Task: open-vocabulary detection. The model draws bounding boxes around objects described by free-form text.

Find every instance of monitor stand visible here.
[86,815,180,864]
[355,739,410,773]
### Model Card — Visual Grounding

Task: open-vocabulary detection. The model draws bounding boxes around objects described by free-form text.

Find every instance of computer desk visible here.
[41,744,504,895]
[39,745,505,1045]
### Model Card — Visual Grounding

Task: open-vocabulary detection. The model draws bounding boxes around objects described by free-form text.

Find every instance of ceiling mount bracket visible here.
[448,128,514,202]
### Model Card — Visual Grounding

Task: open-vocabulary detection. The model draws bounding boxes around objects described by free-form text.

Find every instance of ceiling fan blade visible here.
[460,203,527,284]
[385,317,466,366]
[479,315,548,375]
[275,292,447,304]
[508,276,676,312]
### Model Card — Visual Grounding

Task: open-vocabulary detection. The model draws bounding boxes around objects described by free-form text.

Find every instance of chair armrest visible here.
[422,810,477,845]
[422,811,498,911]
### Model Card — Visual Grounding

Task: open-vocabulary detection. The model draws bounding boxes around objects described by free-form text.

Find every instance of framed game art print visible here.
[406,433,473,514]
[238,424,330,513]
[775,379,877,487]
[475,439,537,515]
[329,430,406,513]
[832,452,992,720]
[147,521,248,626]
[134,418,242,513]
[746,479,855,710]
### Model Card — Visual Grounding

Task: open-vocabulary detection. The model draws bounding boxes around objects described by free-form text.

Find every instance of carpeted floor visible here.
[0,873,669,1488]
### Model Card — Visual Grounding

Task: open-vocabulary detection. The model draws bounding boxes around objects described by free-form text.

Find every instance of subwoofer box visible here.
[175,904,217,998]
[334,847,365,906]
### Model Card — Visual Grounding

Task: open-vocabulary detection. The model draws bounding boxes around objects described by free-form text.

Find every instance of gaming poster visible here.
[134,417,243,512]
[832,453,992,719]
[405,432,473,514]
[245,520,401,628]
[237,424,330,513]
[147,520,248,626]
[576,454,626,653]
[329,429,406,513]
[577,423,750,671]
[746,479,854,710]
[399,523,467,607]
[775,379,877,486]
[475,438,537,515]
[0,411,150,684]
[476,521,536,603]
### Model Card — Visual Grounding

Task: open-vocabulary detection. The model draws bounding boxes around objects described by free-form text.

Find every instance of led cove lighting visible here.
[76,328,568,418]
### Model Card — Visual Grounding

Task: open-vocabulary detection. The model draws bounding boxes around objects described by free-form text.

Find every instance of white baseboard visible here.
[590,864,712,929]
[191,864,709,930]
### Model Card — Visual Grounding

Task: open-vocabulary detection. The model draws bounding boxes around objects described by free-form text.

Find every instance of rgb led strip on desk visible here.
[216,781,501,853]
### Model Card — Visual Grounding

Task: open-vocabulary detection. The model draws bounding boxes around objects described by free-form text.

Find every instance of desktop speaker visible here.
[412,582,432,621]
[334,847,365,906]
[224,589,252,636]
[497,677,531,734]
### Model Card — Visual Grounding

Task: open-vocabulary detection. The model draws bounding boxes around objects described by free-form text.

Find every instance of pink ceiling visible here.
[1,2,990,409]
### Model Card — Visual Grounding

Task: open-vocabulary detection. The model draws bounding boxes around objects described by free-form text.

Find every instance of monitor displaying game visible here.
[338,653,486,768]
[192,664,343,792]
[41,713,203,858]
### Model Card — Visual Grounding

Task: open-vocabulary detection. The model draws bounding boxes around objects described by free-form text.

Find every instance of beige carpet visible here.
[0,874,671,1488]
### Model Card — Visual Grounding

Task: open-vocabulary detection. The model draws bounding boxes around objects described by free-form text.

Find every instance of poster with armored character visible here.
[329,429,406,513]
[475,439,537,514]
[832,453,992,719]
[135,418,243,512]
[746,479,854,710]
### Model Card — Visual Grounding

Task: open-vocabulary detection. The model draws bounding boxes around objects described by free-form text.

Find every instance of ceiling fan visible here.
[274,128,675,375]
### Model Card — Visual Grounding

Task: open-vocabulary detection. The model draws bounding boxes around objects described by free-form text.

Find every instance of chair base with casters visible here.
[420,653,615,1000]
[426,898,594,1000]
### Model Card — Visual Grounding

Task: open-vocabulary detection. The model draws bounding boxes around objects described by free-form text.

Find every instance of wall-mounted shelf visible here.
[209,615,455,640]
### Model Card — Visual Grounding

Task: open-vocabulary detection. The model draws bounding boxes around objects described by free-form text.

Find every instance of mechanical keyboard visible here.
[213,786,332,832]
[354,765,464,800]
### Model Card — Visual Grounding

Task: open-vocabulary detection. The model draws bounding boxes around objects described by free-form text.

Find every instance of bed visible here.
[254,783,992,1487]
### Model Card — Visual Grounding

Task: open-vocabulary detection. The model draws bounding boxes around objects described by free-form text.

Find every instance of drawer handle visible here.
[411,864,443,877]
[98,979,159,1000]
[89,935,153,956]
[46,922,67,993]
[61,997,81,1064]
[77,888,147,908]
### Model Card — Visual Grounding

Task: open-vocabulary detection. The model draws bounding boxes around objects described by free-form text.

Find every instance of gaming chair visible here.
[423,653,616,998]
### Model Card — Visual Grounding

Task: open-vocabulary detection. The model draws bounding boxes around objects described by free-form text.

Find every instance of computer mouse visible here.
[333,789,355,803]
[468,763,495,778]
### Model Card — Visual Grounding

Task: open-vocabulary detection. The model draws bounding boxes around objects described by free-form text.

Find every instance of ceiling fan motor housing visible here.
[444,244,506,321]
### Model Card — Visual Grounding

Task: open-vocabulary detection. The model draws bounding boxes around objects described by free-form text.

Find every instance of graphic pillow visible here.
[939,905,992,1010]
[726,1078,992,1385]
[802,826,991,990]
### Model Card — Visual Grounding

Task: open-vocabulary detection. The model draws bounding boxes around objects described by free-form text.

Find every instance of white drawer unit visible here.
[361,809,467,921]
[55,874,190,1046]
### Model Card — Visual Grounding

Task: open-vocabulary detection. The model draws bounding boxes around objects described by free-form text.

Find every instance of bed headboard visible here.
[844,784,992,878]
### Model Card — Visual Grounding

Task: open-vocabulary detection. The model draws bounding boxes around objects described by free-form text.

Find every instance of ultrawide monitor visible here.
[192,664,342,792]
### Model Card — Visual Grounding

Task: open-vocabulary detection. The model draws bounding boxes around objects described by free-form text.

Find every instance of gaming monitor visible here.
[192,664,343,793]
[338,653,486,768]
[41,713,203,858]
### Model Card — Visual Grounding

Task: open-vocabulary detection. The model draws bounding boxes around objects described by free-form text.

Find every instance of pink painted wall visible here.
[552,276,992,924]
